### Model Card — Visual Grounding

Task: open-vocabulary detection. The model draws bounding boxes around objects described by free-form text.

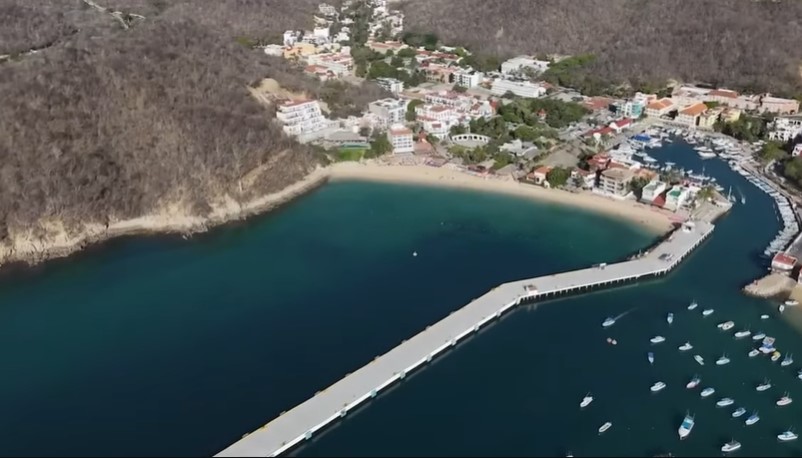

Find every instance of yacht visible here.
[777,394,793,406]
[650,336,666,344]
[716,397,735,407]
[748,349,760,357]
[734,329,752,339]
[732,407,746,418]
[580,393,593,408]
[598,422,612,434]
[679,342,693,352]
[694,355,705,365]
[778,430,798,442]
[701,387,716,398]
[687,301,698,311]
[721,440,741,453]
[686,375,701,389]
[678,413,695,439]
[702,308,714,316]
[753,332,767,341]
[667,313,674,325]
[716,354,731,366]
[651,381,667,393]
[602,317,616,327]
[745,412,760,426]
[782,354,794,367]
[757,379,772,391]
[718,321,735,331]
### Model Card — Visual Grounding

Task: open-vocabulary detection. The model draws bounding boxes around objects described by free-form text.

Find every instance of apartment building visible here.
[645,98,675,118]
[490,78,546,98]
[374,77,404,95]
[675,103,707,128]
[306,52,353,76]
[759,96,800,115]
[388,124,414,154]
[276,99,328,137]
[452,69,483,88]
[769,115,802,142]
[368,98,407,127]
[598,168,634,197]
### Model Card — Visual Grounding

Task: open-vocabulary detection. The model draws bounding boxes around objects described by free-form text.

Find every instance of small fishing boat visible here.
[666,313,674,325]
[598,422,612,434]
[782,353,794,367]
[701,387,716,398]
[602,317,616,327]
[778,429,798,441]
[648,352,655,364]
[686,375,701,389]
[757,379,772,392]
[651,381,667,393]
[777,393,793,406]
[702,308,714,316]
[721,440,741,453]
[580,393,593,408]
[732,407,746,418]
[650,336,666,344]
[761,314,770,319]
[745,411,760,425]
[687,301,698,311]
[678,412,694,439]
[679,342,693,351]
[694,355,705,366]
[716,397,735,407]
[753,332,767,341]
[716,354,731,366]
[748,349,760,357]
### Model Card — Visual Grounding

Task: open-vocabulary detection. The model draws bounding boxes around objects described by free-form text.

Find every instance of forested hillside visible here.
[400,0,802,95]
[0,0,357,244]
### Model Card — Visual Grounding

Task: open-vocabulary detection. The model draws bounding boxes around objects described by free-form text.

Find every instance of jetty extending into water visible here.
[216,220,714,457]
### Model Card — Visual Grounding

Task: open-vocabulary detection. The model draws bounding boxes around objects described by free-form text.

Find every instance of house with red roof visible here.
[772,252,797,273]
[530,166,552,186]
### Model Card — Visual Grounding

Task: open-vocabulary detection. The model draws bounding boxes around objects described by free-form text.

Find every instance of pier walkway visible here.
[216,221,715,457]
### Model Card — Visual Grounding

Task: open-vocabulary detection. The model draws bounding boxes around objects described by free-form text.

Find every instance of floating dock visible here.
[215,220,714,457]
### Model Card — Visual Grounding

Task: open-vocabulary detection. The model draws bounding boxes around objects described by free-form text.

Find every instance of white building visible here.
[263,44,284,56]
[306,52,353,76]
[283,30,300,46]
[769,116,802,142]
[368,98,407,127]
[640,180,667,204]
[319,3,337,16]
[276,99,328,137]
[598,168,634,198]
[452,69,483,88]
[793,144,802,157]
[375,77,404,94]
[500,56,550,75]
[388,124,414,154]
[664,186,691,212]
[415,104,454,122]
[490,79,546,98]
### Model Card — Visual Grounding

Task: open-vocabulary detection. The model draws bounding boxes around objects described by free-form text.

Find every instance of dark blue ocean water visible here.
[0,141,798,457]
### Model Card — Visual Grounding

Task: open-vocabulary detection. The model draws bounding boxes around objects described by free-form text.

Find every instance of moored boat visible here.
[651,381,667,392]
[777,393,793,406]
[721,440,741,453]
[702,308,714,316]
[734,329,751,338]
[687,301,698,311]
[778,430,798,441]
[694,355,705,365]
[757,379,772,391]
[602,317,616,327]
[686,375,701,389]
[745,411,760,425]
[667,313,674,325]
[748,349,760,357]
[782,353,794,367]
[580,393,593,408]
[716,354,731,366]
[678,413,694,439]
[716,397,735,407]
[718,320,735,331]
[598,422,612,434]
[761,314,770,319]
[732,407,746,418]
[650,336,666,344]
[679,342,693,351]
[701,387,716,398]
[772,351,782,362]
[753,332,767,341]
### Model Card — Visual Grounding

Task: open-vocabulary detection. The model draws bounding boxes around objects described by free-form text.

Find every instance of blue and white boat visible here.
[678,413,695,439]
[648,352,655,364]
[745,411,760,425]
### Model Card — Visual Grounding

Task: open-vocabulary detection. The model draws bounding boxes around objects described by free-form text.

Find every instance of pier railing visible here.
[215,221,715,457]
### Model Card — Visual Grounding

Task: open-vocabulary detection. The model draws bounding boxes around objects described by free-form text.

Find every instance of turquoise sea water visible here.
[0,141,799,457]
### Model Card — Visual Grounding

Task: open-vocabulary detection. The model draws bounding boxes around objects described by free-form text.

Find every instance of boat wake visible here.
[614,308,636,321]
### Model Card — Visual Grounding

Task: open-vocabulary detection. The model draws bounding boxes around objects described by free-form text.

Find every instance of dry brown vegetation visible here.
[0,0,382,241]
[400,0,802,95]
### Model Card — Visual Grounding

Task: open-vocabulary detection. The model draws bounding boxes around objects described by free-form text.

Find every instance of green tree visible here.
[368,61,398,79]
[514,125,539,142]
[784,157,802,187]
[358,126,371,137]
[406,99,423,121]
[397,47,416,58]
[546,167,571,187]
[385,49,395,57]
[629,176,651,199]
[367,132,392,157]
[390,56,404,68]
[757,141,788,163]
[426,133,440,145]
[452,84,468,93]
[449,124,467,136]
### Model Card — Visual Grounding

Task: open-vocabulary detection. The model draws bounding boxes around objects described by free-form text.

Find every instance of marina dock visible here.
[215,220,715,458]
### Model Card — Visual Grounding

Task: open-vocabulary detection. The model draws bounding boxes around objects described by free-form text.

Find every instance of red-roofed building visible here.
[610,118,633,133]
[677,102,707,128]
[530,166,552,186]
[588,153,611,172]
[583,97,614,112]
[772,253,797,272]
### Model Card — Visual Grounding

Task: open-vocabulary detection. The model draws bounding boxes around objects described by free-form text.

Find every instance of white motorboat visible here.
[761,314,770,319]
[650,336,666,344]
[745,412,760,426]
[753,332,767,341]
[602,317,616,327]
[777,394,793,406]
[718,321,735,331]
[772,351,782,362]
[716,354,731,366]
[782,353,794,367]
[716,397,735,407]
[686,375,701,389]
[733,327,750,337]
[651,381,667,392]
[732,407,746,418]
[701,387,716,398]
[757,379,772,392]
[598,422,612,434]
[580,393,593,408]
[721,440,741,453]
[648,352,655,364]
[694,355,705,366]
[778,430,798,441]
[748,349,760,358]
[687,301,698,311]
[679,342,693,351]
[678,413,694,439]
[786,300,799,306]
[702,309,714,316]
[667,313,674,325]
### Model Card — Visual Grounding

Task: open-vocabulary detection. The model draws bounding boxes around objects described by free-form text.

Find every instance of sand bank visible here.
[330,162,676,235]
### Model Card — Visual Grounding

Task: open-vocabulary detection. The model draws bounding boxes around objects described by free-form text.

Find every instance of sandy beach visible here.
[0,160,677,268]
[330,162,676,235]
